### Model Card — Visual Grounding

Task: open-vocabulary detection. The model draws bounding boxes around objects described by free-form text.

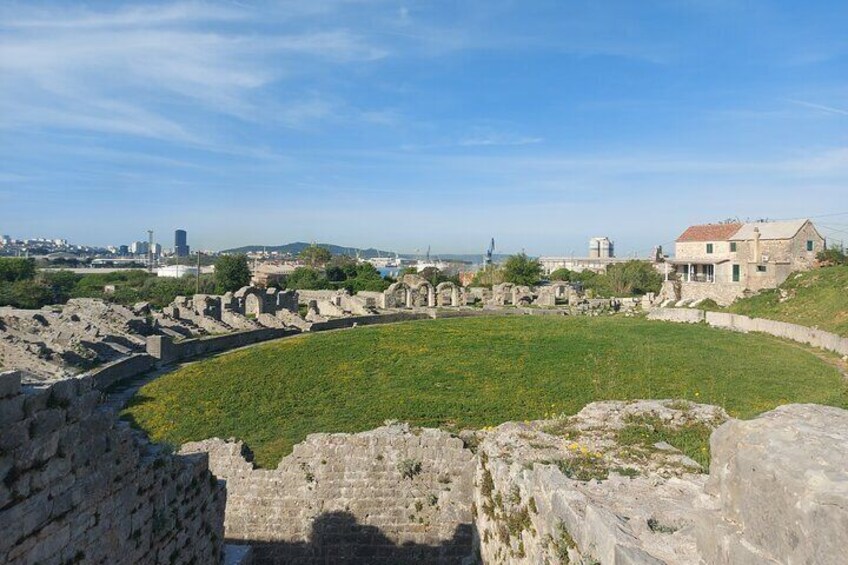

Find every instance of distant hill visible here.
[221,242,397,259]
[220,243,513,265]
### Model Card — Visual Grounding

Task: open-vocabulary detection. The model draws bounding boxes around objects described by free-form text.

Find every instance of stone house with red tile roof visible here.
[662,219,825,305]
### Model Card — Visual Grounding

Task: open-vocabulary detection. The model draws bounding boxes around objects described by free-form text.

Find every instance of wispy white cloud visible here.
[458,134,543,147]
[0,1,247,29]
[0,1,389,145]
[786,99,848,116]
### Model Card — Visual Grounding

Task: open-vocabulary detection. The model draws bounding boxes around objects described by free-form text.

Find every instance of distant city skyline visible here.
[1,1,846,255]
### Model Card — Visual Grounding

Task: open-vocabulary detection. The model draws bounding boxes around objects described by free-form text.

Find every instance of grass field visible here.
[721,266,848,336]
[124,316,847,468]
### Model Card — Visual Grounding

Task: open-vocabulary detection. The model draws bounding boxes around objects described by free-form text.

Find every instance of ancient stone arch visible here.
[238,288,267,317]
[385,282,411,308]
[436,282,461,307]
[410,281,435,307]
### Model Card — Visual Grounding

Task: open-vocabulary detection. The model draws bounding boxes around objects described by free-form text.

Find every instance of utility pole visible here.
[147,230,154,273]
[196,251,202,294]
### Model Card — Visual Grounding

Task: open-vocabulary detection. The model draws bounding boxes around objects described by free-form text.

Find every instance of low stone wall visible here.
[0,371,225,564]
[648,308,848,356]
[147,327,300,365]
[646,307,705,323]
[308,311,430,332]
[88,353,156,390]
[704,311,848,356]
[182,424,476,565]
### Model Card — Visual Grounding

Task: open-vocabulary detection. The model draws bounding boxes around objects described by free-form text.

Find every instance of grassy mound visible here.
[124,316,846,468]
[725,266,848,336]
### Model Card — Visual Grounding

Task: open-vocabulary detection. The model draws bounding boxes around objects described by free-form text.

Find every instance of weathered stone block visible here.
[0,394,25,427]
[29,407,66,437]
[0,371,21,398]
[700,404,848,565]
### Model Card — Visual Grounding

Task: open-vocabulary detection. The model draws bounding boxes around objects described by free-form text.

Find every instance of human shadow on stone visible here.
[236,510,475,565]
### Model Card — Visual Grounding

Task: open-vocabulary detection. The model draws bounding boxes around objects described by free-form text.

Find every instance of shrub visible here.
[817,246,847,266]
[398,458,422,479]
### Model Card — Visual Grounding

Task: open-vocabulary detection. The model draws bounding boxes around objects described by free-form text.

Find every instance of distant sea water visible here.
[378,267,402,279]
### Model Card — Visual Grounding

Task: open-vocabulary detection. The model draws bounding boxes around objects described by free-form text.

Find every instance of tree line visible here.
[471,252,663,297]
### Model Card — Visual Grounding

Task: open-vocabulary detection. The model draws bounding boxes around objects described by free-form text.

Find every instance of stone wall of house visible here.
[182,424,476,565]
[0,371,225,565]
[676,280,746,305]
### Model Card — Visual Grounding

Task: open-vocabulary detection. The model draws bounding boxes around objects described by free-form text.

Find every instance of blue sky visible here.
[1,0,846,255]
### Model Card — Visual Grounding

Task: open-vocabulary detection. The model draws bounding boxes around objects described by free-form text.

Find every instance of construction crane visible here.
[484,238,495,268]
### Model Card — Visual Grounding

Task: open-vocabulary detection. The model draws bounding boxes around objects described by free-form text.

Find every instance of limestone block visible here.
[700,404,848,565]
[0,394,25,427]
[0,370,21,398]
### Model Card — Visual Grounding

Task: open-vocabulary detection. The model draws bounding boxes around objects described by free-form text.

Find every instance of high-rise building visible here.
[174,229,190,257]
[588,237,614,259]
[130,241,149,256]
[118,245,129,256]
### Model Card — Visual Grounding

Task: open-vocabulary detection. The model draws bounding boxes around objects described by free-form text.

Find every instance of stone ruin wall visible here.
[2,361,846,565]
[182,424,476,564]
[472,401,848,565]
[0,370,225,565]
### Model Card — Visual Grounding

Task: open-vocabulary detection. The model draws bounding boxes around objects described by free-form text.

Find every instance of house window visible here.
[757,265,767,273]
[806,240,814,251]
[730,242,737,252]
[706,243,714,254]
[732,264,740,282]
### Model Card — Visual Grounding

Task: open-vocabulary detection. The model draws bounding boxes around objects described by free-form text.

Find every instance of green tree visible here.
[548,268,573,281]
[286,267,332,290]
[470,267,504,288]
[606,261,662,296]
[344,263,391,293]
[299,244,332,268]
[214,255,251,293]
[502,253,542,286]
[571,270,612,298]
[0,258,36,282]
[325,255,359,282]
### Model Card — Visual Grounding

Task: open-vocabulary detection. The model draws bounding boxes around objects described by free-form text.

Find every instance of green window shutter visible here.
[730,242,737,252]
[706,243,713,254]
[806,240,813,251]
[732,264,740,282]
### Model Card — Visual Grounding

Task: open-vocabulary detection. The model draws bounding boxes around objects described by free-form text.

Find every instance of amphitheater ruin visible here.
[1,277,847,564]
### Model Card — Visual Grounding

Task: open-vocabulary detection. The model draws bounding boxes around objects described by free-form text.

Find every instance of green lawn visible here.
[124,316,847,468]
[725,266,848,336]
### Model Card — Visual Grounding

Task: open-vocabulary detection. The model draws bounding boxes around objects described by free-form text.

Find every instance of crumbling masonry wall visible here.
[0,371,225,564]
[182,424,476,564]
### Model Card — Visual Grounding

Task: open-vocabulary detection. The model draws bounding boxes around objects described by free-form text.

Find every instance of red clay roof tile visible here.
[676,223,742,242]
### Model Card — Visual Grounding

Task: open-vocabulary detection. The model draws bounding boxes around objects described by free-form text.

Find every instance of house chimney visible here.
[753,227,761,263]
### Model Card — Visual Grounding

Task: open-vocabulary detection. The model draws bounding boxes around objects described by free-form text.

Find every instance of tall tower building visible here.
[588,237,614,259]
[174,229,190,257]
